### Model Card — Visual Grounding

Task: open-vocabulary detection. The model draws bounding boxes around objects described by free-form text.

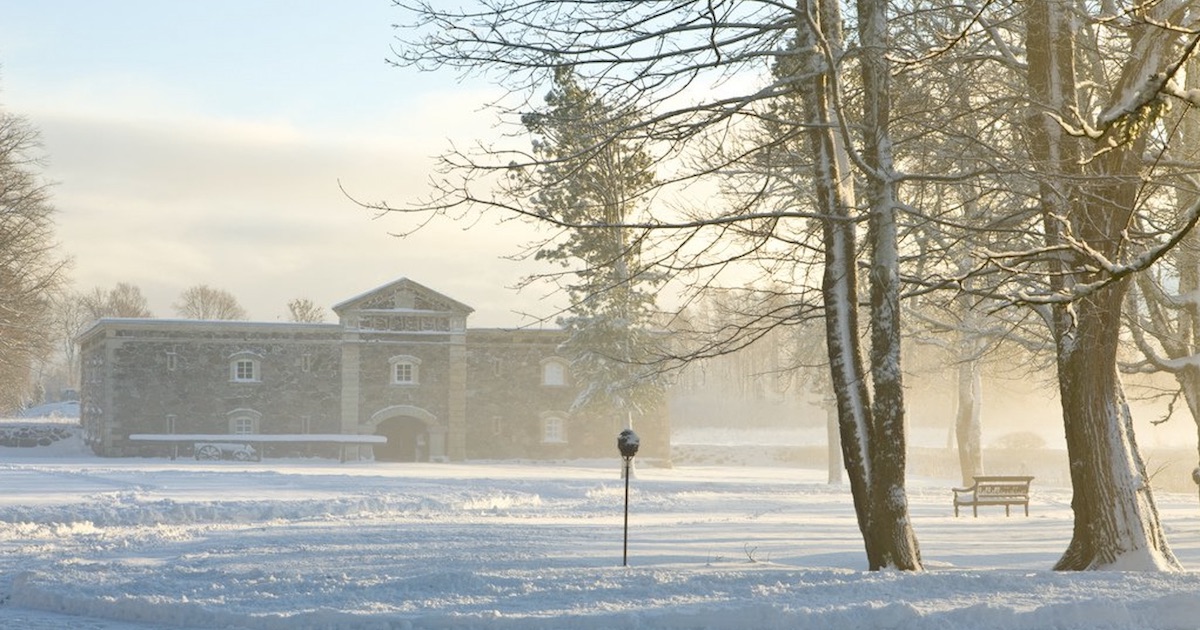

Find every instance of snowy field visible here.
[2,439,1200,629]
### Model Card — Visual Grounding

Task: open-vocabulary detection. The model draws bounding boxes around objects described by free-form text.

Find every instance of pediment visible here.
[333,277,474,316]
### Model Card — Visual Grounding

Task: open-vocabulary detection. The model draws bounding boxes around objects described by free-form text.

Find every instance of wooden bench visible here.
[952,475,1034,517]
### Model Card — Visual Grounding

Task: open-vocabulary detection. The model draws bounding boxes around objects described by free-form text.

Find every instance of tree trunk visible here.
[954,349,984,486]
[1025,0,1180,570]
[1053,285,1179,570]
[826,394,843,484]
[858,0,922,571]
[795,0,873,546]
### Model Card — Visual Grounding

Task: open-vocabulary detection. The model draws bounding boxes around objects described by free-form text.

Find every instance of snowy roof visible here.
[75,318,340,345]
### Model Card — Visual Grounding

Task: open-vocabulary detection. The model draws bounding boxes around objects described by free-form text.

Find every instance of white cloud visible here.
[37,103,553,327]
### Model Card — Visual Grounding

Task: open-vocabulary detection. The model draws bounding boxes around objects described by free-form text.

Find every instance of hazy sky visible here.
[0,1,550,327]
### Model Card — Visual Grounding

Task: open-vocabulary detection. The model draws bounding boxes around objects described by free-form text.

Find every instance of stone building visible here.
[77,277,669,462]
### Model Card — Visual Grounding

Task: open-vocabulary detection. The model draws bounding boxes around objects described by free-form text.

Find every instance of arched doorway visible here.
[374,416,429,462]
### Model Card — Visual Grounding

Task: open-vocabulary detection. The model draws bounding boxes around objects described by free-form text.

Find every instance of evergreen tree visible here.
[518,67,666,430]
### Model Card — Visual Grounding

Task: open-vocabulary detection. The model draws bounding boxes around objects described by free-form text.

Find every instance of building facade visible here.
[77,278,669,462]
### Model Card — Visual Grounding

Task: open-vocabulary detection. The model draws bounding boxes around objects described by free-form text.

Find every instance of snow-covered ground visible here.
[2,437,1200,629]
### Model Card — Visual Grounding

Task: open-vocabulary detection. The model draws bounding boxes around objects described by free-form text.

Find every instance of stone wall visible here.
[80,321,344,456]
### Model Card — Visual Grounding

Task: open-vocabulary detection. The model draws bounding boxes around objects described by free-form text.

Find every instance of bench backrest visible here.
[972,475,1033,497]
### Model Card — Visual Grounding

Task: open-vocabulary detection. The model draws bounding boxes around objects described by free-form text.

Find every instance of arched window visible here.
[389,355,421,385]
[229,351,262,383]
[540,411,567,444]
[227,408,261,434]
[541,357,567,386]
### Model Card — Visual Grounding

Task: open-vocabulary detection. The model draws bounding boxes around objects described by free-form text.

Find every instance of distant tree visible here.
[79,282,153,320]
[174,285,247,320]
[286,297,327,323]
[44,282,153,393]
[0,105,68,411]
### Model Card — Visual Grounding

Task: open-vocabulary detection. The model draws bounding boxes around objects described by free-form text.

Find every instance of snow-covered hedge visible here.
[0,423,80,448]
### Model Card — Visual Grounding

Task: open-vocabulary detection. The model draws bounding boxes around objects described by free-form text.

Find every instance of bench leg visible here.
[1025,504,1029,517]
[1005,504,1011,517]
[973,504,978,518]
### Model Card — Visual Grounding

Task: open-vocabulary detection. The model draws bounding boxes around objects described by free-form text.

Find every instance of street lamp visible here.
[618,428,640,567]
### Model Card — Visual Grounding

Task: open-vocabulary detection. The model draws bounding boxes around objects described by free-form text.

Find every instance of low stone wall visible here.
[0,423,80,448]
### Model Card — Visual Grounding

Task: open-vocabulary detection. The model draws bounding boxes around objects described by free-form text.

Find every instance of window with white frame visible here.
[541,413,567,444]
[229,352,261,383]
[389,355,421,385]
[227,409,261,434]
[541,358,567,386]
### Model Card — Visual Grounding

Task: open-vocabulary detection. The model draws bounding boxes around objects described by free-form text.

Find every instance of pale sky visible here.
[0,1,551,327]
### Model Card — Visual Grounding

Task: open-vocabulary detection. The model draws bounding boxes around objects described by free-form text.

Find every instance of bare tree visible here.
[995,0,1194,570]
[386,0,926,569]
[1121,53,1200,509]
[0,106,67,411]
[174,285,248,321]
[80,282,153,320]
[287,297,327,323]
[386,0,1200,573]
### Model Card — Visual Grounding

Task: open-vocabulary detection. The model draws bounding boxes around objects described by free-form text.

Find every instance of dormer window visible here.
[229,351,262,383]
[541,357,567,386]
[389,355,421,385]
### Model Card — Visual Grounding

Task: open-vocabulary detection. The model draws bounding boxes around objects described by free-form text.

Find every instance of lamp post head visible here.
[617,429,640,459]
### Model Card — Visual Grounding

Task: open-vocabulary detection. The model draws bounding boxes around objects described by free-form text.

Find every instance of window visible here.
[541,358,567,386]
[166,348,178,371]
[229,352,261,383]
[301,354,312,373]
[227,409,261,434]
[541,413,567,444]
[394,363,414,383]
[389,355,421,385]
[234,360,255,381]
[165,414,177,434]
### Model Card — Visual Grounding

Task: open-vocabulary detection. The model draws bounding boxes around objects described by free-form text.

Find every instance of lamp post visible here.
[617,428,640,567]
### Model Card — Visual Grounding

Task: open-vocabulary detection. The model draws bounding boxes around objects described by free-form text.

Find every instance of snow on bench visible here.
[952,475,1034,517]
